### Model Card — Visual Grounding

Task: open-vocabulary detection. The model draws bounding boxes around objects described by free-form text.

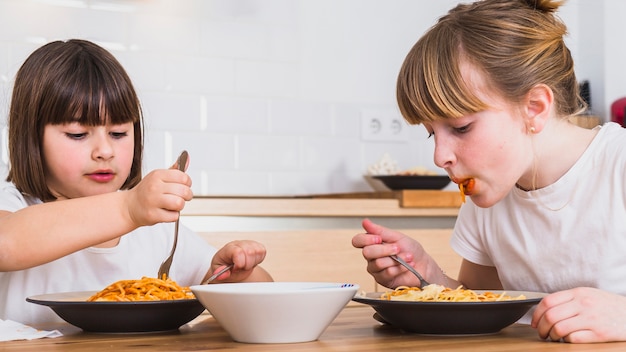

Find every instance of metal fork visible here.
[390,255,430,289]
[201,264,234,284]
[157,150,189,280]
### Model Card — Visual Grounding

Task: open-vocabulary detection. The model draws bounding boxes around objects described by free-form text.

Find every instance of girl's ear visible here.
[524,84,553,134]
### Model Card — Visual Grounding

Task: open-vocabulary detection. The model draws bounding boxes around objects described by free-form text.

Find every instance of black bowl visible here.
[27,291,206,333]
[352,291,545,335]
[373,175,451,190]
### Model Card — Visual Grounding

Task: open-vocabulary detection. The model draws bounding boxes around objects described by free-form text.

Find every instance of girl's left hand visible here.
[206,240,269,283]
[531,287,626,343]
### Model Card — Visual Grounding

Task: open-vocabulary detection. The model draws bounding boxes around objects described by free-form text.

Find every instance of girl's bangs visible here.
[45,59,139,126]
[397,30,488,125]
[68,90,139,126]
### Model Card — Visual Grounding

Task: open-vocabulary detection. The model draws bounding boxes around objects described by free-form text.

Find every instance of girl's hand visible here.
[124,161,192,227]
[531,287,626,343]
[351,218,438,289]
[207,240,269,283]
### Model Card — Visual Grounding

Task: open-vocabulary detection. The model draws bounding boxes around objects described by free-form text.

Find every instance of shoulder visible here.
[0,180,19,194]
[594,122,626,146]
[0,181,40,211]
[578,122,626,170]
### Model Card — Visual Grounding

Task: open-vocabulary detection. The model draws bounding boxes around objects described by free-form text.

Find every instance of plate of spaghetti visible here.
[26,277,206,333]
[352,284,546,335]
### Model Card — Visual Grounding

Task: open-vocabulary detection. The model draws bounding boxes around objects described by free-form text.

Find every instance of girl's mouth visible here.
[87,172,115,183]
[458,178,475,203]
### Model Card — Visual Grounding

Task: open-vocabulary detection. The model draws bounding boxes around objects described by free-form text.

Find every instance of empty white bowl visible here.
[190,282,359,343]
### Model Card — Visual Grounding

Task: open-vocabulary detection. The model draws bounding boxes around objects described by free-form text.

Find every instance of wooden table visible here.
[3,306,625,351]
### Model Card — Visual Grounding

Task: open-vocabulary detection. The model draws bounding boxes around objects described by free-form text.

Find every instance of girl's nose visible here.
[433,135,455,169]
[92,134,114,160]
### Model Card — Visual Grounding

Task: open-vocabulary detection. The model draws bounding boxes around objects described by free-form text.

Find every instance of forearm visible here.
[456,259,503,290]
[242,266,273,282]
[0,191,135,271]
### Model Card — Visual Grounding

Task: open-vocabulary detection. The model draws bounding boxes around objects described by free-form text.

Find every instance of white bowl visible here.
[190,282,359,343]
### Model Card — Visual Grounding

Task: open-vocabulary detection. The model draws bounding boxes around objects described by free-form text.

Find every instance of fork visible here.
[202,264,234,284]
[390,255,430,289]
[157,150,189,280]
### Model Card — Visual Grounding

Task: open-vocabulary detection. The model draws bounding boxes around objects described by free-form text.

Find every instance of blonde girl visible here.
[353,0,626,343]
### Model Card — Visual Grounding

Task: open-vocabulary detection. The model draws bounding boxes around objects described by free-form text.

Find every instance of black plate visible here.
[26,291,206,333]
[352,291,546,335]
[373,175,451,190]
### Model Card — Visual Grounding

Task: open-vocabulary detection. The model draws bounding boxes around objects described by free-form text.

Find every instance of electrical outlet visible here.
[360,109,409,142]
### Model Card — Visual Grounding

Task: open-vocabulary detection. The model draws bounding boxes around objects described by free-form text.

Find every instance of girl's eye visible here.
[427,132,434,139]
[454,124,470,133]
[110,131,128,139]
[66,133,86,140]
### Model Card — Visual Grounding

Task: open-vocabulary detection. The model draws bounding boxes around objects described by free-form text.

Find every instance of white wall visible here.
[0,0,616,196]
[603,0,626,117]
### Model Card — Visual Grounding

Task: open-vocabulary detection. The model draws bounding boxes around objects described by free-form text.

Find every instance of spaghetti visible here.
[87,276,195,302]
[381,284,526,302]
[458,178,475,203]
[459,183,466,203]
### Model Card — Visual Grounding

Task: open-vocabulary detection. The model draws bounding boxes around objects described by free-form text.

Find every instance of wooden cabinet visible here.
[182,196,462,296]
[197,228,461,295]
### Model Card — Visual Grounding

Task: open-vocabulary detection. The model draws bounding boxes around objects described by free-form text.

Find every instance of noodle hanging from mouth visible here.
[458,178,475,203]
[459,183,466,203]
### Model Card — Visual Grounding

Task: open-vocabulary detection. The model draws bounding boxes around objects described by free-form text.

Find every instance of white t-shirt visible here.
[451,122,626,295]
[0,182,216,326]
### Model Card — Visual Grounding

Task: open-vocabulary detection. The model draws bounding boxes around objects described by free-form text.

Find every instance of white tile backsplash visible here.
[300,136,361,173]
[171,132,236,171]
[165,56,235,94]
[331,104,363,138]
[128,13,201,55]
[0,0,452,195]
[141,92,203,131]
[116,51,167,91]
[237,135,299,172]
[0,0,591,195]
[203,96,269,134]
[270,171,356,196]
[200,21,299,62]
[235,60,299,98]
[209,0,299,25]
[143,129,167,166]
[201,170,270,195]
[270,100,332,135]
[201,22,270,60]
[0,43,8,116]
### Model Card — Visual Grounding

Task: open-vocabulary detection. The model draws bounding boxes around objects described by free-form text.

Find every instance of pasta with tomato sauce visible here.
[381,284,526,302]
[87,276,195,302]
[458,178,475,203]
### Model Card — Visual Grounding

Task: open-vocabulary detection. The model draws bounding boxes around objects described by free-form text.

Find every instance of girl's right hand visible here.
[351,218,437,289]
[124,162,193,227]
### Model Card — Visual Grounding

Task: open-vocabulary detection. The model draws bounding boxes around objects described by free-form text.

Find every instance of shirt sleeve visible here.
[0,181,34,212]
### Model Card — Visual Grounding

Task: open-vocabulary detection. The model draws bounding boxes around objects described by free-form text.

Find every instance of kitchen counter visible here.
[179,192,463,291]
[181,191,461,231]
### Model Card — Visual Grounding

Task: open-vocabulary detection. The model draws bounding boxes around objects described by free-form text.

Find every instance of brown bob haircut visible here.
[397,0,585,125]
[6,39,143,202]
